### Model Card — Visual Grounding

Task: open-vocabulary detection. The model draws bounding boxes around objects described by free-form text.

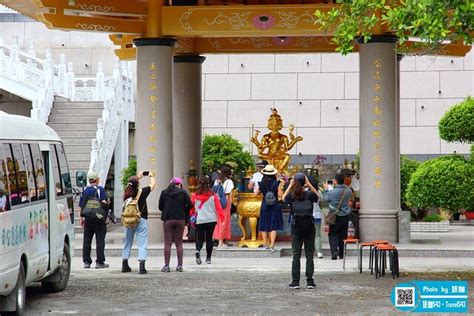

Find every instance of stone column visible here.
[134,37,176,244]
[396,54,411,243]
[173,55,206,183]
[358,36,399,243]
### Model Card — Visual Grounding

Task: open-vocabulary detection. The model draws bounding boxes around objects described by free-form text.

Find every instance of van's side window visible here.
[11,144,30,205]
[0,145,11,212]
[56,145,72,194]
[30,144,46,200]
[2,143,29,206]
[23,144,38,201]
[50,145,63,196]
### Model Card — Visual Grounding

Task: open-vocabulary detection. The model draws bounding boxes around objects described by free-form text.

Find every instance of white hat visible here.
[261,164,278,176]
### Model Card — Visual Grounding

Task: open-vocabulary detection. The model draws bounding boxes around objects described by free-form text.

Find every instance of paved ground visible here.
[24,257,474,315]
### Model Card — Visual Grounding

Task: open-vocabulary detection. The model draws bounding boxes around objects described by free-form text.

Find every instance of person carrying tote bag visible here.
[322,174,352,260]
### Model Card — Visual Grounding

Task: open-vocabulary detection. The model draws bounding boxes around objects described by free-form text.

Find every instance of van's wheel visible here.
[3,262,26,315]
[41,244,71,293]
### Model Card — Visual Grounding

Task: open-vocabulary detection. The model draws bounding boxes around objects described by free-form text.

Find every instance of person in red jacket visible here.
[190,176,224,265]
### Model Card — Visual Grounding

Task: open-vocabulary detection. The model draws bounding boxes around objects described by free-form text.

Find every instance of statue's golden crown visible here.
[269,108,282,120]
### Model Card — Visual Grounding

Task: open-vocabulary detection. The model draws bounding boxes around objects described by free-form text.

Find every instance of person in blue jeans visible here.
[121,171,157,274]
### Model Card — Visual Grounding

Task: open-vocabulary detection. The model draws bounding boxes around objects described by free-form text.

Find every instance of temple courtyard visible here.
[22,225,473,315]
[25,256,474,315]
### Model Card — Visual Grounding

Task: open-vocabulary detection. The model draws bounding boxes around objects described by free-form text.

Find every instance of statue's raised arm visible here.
[286,124,303,150]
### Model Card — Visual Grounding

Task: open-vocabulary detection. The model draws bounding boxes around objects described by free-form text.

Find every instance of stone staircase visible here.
[47,98,104,230]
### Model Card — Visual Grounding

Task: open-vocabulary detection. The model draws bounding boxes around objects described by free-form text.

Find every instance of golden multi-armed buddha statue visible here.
[234,108,303,248]
[251,108,303,173]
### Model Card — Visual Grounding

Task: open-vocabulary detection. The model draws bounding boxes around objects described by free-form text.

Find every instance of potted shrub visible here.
[202,134,255,179]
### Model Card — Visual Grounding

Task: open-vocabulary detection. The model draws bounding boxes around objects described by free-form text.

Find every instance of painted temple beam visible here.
[161,4,337,38]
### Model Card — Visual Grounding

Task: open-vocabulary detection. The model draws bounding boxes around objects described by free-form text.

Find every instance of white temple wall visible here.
[202,51,473,156]
[1,19,472,157]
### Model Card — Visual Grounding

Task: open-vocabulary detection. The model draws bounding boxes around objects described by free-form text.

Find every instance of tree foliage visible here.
[438,96,474,143]
[405,155,474,212]
[400,155,419,210]
[314,0,474,55]
[202,134,255,177]
[121,158,137,189]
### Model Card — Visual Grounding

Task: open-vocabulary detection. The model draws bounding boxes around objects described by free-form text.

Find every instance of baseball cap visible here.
[87,171,99,181]
[170,177,183,185]
[294,172,305,186]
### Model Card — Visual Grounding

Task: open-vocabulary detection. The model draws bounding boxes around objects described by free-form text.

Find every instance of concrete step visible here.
[61,138,93,146]
[68,161,90,170]
[66,152,92,161]
[72,240,474,258]
[48,123,97,130]
[64,144,92,154]
[52,129,97,138]
[50,108,103,116]
[48,115,102,123]
[53,101,103,108]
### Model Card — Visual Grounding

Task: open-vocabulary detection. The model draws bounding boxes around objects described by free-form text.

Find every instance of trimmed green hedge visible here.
[202,134,255,176]
[406,155,474,212]
[400,156,420,210]
[438,96,474,143]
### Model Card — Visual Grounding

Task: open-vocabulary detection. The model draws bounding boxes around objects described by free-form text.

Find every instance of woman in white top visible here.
[212,165,234,247]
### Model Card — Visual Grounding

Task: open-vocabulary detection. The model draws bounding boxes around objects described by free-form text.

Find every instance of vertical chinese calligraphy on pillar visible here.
[148,63,158,175]
[372,58,383,189]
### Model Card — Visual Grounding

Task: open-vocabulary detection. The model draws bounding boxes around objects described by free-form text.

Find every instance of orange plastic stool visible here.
[358,241,376,273]
[343,238,359,270]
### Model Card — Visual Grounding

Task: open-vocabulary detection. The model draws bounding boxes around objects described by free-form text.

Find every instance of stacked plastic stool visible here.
[373,243,399,279]
[359,239,389,274]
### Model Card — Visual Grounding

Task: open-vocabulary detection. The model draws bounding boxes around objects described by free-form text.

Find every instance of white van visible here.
[0,112,74,314]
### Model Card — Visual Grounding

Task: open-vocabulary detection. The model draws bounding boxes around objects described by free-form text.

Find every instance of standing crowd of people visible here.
[78,162,353,289]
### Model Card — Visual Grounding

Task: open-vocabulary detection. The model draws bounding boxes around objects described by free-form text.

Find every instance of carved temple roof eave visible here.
[0,1,471,58]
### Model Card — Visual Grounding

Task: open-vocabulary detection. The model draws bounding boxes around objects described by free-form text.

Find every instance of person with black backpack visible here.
[283,172,319,290]
[255,165,284,251]
[79,171,109,269]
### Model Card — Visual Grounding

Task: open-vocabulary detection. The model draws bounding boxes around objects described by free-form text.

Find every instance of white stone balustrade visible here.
[0,35,121,118]
[89,61,135,183]
[0,35,135,186]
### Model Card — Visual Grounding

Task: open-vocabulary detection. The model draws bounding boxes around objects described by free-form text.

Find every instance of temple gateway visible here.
[0,0,471,243]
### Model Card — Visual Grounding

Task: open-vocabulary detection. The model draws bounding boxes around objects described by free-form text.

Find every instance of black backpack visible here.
[264,182,278,206]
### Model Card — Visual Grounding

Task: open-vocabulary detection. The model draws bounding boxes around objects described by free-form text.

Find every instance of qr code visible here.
[395,287,415,307]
